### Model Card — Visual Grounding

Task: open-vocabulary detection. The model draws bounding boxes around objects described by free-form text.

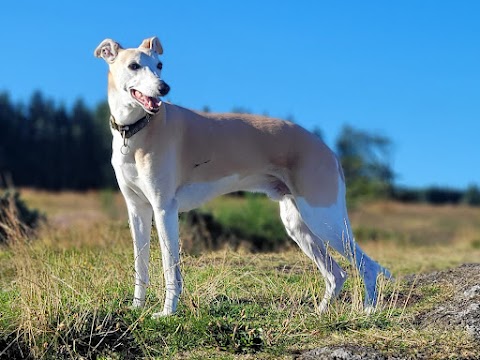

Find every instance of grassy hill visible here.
[1,190,479,359]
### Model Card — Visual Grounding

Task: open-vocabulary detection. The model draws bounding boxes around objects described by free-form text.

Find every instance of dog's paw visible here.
[315,299,330,315]
[151,310,174,319]
[381,267,394,281]
[132,298,145,309]
[151,312,164,319]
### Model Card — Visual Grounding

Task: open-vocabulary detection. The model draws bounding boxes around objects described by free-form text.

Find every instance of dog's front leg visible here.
[152,199,182,317]
[125,198,154,308]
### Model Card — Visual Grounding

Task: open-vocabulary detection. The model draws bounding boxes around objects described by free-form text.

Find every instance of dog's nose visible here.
[159,80,170,97]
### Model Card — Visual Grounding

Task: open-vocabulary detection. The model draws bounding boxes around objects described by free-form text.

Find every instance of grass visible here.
[1,191,480,359]
[203,194,287,248]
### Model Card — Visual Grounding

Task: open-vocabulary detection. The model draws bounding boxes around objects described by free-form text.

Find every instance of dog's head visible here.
[94,37,170,115]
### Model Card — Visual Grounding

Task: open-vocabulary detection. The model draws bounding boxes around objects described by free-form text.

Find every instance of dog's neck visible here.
[110,110,158,139]
[108,93,147,126]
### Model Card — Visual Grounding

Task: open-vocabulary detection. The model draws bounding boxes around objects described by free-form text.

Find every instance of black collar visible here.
[110,113,153,139]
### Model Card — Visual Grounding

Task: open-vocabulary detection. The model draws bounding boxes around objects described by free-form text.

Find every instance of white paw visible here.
[152,309,174,319]
[132,298,145,308]
[364,305,376,315]
[151,312,164,319]
[316,299,330,314]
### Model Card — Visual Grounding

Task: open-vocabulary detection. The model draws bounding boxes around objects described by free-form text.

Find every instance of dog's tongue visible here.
[133,90,160,111]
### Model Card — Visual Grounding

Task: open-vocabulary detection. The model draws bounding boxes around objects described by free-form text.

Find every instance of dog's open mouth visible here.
[131,89,161,113]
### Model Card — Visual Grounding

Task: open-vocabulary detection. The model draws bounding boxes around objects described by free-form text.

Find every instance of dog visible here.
[94,36,391,317]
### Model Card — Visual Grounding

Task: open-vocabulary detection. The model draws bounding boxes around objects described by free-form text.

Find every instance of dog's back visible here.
[163,103,340,207]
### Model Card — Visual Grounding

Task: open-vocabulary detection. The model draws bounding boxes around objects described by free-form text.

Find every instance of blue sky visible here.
[1,1,478,189]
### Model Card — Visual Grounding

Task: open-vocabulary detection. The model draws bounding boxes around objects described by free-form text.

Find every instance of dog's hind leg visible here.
[295,187,391,311]
[280,197,347,313]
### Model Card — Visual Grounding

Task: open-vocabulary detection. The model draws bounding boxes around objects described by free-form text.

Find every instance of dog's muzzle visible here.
[159,80,170,97]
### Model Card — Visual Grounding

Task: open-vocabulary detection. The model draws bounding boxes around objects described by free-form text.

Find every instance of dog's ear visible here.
[94,39,122,63]
[139,36,163,55]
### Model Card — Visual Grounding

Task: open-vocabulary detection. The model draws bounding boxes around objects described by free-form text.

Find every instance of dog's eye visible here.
[157,62,163,70]
[128,63,140,70]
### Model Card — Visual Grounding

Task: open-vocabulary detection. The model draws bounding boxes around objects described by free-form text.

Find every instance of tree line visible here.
[0,91,114,190]
[0,91,478,206]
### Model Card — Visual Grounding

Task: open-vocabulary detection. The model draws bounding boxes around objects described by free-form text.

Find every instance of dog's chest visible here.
[114,161,144,190]
[111,148,152,201]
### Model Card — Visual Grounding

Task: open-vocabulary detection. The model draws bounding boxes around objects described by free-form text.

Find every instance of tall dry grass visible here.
[1,191,479,358]
[0,193,139,358]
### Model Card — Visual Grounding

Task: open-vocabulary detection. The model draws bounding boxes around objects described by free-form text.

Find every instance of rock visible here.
[464,285,480,299]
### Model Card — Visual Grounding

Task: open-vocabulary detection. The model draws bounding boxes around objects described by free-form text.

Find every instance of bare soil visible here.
[298,264,480,360]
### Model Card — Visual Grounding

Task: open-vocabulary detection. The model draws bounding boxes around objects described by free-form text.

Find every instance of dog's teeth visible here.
[132,89,159,110]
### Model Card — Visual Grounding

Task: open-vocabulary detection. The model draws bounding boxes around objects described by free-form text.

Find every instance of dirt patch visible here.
[410,263,480,340]
[297,345,401,360]
[298,264,480,360]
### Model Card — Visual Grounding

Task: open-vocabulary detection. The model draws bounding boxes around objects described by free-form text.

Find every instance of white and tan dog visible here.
[94,36,391,317]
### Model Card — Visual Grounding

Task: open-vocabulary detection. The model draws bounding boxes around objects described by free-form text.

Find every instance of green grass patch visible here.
[201,194,288,251]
